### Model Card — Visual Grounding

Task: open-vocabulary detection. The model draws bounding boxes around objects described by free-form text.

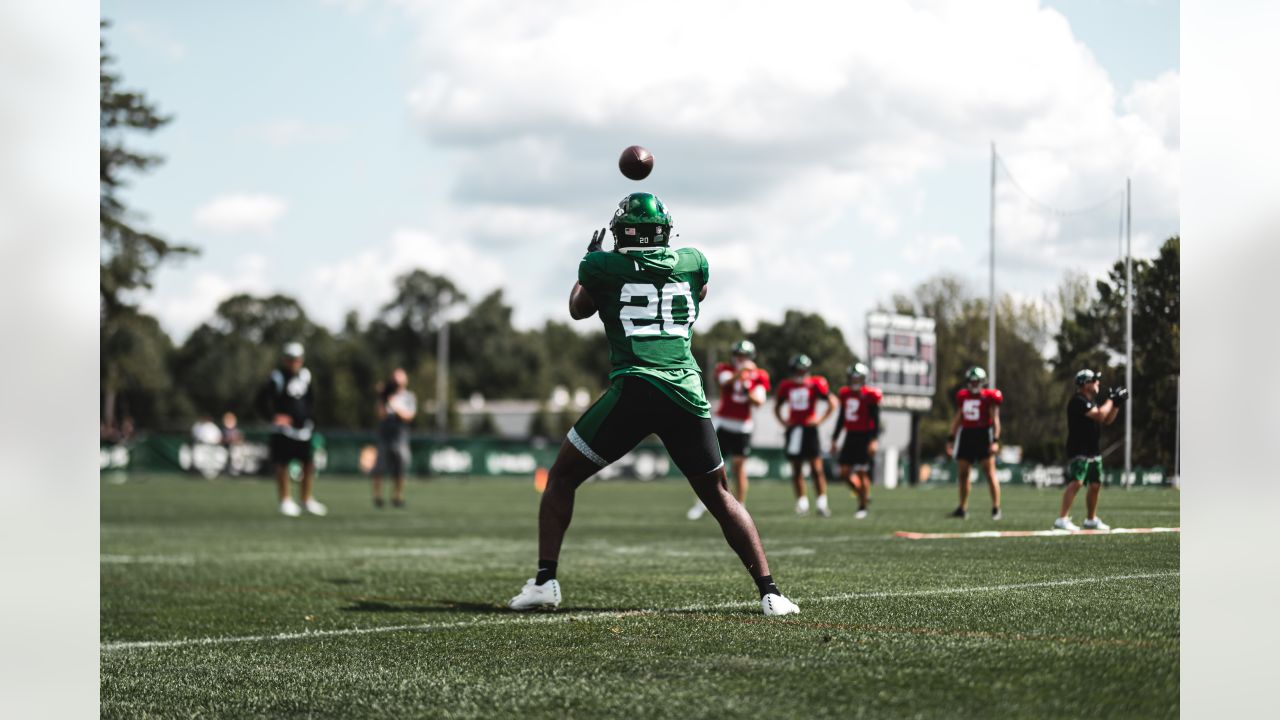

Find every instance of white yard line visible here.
[101,571,1178,653]
[894,527,1181,540]
[678,571,1179,610]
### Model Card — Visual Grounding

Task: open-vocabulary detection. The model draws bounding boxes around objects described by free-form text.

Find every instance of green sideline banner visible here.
[101,434,1168,486]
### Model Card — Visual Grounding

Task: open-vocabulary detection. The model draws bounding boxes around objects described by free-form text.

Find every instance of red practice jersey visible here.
[776,375,831,427]
[838,385,883,432]
[955,387,1003,428]
[713,363,771,432]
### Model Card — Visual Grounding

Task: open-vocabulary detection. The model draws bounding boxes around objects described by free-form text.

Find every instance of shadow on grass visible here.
[340,599,635,614]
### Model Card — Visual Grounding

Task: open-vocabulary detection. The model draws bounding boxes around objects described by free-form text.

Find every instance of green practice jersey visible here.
[578,246,711,417]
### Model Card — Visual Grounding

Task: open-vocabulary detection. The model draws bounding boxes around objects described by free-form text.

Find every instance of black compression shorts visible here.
[953,426,994,462]
[569,376,724,478]
[784,425,822,460]
[270,434,314,465]
[715,427,752,458]
[838,431,876,470]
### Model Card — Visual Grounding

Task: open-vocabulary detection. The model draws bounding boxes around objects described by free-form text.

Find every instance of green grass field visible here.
[101,474,1179,719]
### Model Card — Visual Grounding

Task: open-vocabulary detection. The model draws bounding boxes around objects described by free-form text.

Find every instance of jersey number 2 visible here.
[619,282,697,337]
[844,398,862,422]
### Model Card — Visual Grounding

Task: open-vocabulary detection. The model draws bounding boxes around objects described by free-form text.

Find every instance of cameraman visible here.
[1053,369,1127,531]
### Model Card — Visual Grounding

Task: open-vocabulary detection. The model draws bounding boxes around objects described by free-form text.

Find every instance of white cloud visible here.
[140,1,1177,350]
[1124,71,1180,149]
[902,234,963,264]
[145,255,272,339]
[307,228,508,327]
[193,194,287,234]
[381,0,1178,333]
[238,120,348,147]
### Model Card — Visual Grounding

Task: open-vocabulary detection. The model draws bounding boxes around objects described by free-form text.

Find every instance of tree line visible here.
[99,22,1179,467]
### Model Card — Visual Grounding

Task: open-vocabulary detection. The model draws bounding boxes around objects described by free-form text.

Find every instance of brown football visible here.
[618,145,654,180]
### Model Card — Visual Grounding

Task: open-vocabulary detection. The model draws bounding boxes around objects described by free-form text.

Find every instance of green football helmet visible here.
[609,192,673,250]
[790,354,813,372]
[1075,368,1100,386]
[965,366,987,385]
[848,362,869,381]
[732,339,756,358]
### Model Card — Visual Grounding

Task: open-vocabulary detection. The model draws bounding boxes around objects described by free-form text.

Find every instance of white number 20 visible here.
[619,282,697,337]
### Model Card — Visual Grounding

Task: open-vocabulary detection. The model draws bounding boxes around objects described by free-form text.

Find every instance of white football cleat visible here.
[815,496,831,518]
[279,498,302,517]
[686,501,707,520]
[303,498,328,516]
[794,497,810,516]
[508,578,561,611]
[1082,517,1110,531]
[762,593,800,616]
[1053,516,1079,531]
[854,509,868,520]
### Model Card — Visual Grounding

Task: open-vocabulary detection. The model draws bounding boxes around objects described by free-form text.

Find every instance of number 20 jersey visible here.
[579,246,711,417]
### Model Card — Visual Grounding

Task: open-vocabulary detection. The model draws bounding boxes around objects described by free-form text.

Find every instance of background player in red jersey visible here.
[945,366,1003,520]
[687,339,770,520]
[774,354,838,517]
[830,363,882,519]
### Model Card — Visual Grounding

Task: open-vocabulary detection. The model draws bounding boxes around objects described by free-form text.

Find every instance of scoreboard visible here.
[866,313,936,412]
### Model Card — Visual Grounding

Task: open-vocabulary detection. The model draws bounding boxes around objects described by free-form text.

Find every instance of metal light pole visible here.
[1124,177,1133,486]
[436,318,450,438]
[988,142,997,386]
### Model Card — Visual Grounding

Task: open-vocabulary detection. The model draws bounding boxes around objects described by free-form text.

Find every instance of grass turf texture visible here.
[102,475,1179,719]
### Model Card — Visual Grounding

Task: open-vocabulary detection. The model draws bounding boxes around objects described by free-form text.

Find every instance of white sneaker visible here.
[1053,516,1079,531]
[815,496,831,518]
[279,498,301,517]
[762,593,800,616]
[303,498,328,516]
[795,497,810,516]
[854,509,868,520]
[508,578,561,611]
[686,501,706,520]
[1082,517,1111,531]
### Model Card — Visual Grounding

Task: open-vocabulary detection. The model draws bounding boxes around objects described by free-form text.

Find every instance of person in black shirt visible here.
[257,342,326,517]
[1054,368,1127,531]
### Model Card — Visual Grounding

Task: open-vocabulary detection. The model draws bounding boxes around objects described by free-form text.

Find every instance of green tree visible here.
[100,310,191,430]
[749,310,856,388]
[451,290,546,399]
[175,294,331,427]
[538,321,611,396]
[1053,237,1180,467]
[373,269,466,371]
[885,275,1062,463]
[100,21,196,429]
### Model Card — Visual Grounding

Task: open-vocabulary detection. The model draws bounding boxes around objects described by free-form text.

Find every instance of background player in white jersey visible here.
[507,193,798,616]
[687,339,770,520]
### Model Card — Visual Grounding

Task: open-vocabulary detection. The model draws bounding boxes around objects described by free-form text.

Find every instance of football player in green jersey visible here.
[508,192,800,616]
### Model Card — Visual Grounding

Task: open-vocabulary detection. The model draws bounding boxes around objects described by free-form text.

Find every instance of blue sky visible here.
[105,0,1179,352]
